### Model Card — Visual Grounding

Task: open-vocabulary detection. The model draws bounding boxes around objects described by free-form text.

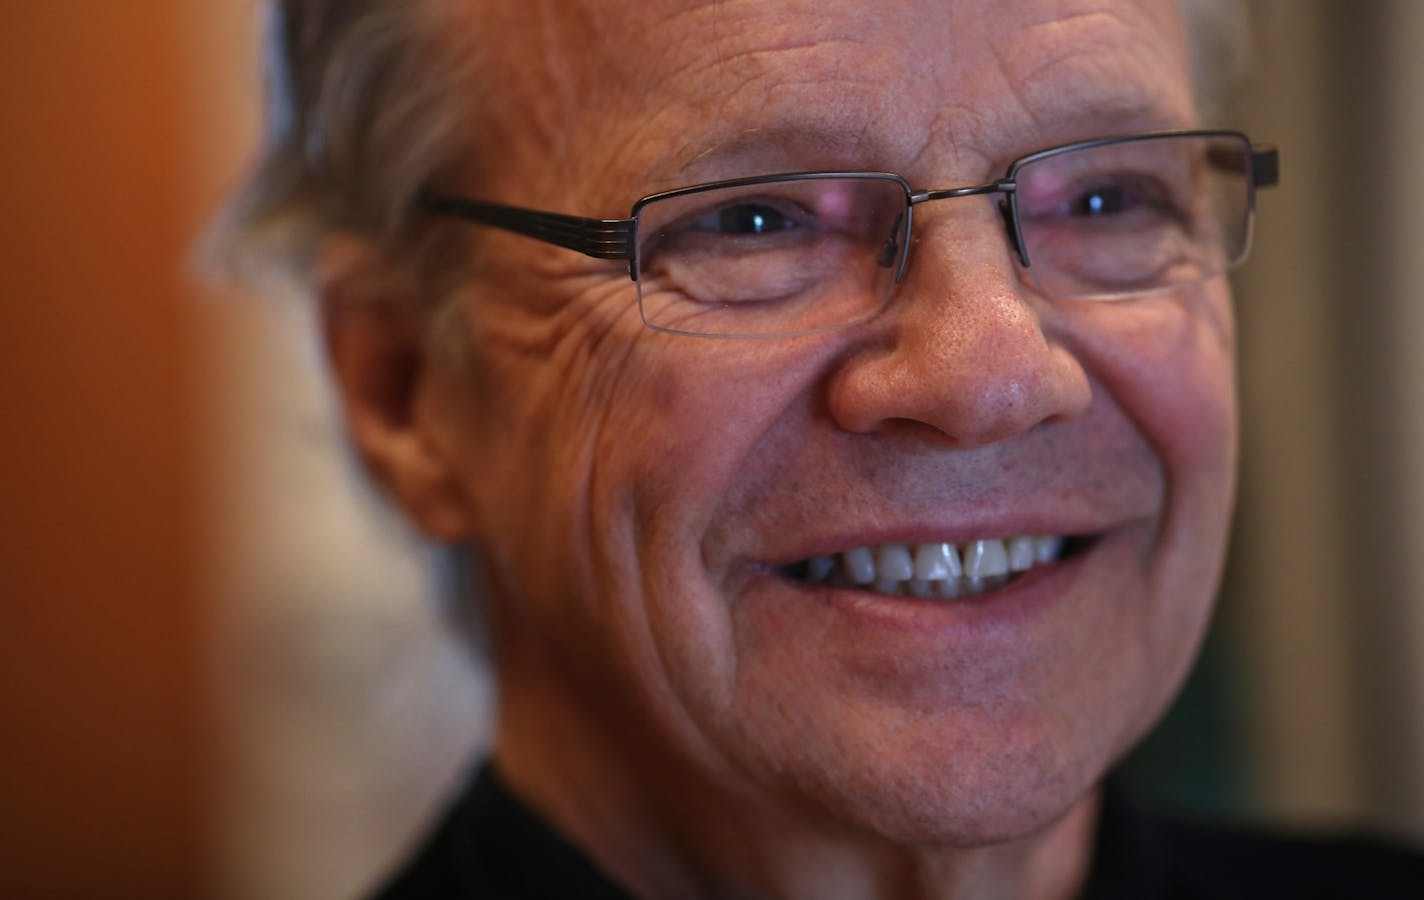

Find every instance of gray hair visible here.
[212,0,1266,290]
[211,0,473,286]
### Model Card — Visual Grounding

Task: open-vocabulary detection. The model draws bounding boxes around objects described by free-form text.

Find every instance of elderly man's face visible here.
[418,0,1233,841]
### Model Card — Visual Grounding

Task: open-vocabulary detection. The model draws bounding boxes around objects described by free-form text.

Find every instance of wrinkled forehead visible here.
[452,0,1194,205]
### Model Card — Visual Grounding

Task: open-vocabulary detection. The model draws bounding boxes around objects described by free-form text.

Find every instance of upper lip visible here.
[704,444,1162,571]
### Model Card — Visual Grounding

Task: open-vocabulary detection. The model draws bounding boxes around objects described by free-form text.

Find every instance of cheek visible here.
[614,343,826,620]
[436,276,655,615]
[618,346,820,526]
[1071,287,1237,511]
[580,339,851,761]
[1067,286,1237,694]
[448,274,824,678]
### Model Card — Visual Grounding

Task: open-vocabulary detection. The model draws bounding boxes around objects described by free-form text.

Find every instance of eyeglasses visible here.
[422,130,1279,339]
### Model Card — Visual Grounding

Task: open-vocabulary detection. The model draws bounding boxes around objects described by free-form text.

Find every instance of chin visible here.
[726,703,1118,848]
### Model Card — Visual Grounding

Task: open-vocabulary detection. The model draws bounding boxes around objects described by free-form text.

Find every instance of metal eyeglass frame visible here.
[420,128,1280,289]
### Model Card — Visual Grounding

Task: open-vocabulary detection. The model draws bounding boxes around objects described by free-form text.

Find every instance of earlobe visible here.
[316,236,475,542]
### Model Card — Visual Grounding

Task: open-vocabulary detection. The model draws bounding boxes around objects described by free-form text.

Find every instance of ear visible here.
[315,235,474,542]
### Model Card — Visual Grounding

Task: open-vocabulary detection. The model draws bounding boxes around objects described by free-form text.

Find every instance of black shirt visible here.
[371,762,1424,899]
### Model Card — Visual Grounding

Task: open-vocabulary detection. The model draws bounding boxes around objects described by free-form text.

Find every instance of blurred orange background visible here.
[0,3,249,896]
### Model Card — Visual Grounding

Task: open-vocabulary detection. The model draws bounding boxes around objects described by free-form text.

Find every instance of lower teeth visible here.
[827,571,1013,599]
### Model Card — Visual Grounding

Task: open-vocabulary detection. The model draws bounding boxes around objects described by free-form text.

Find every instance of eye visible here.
[1069,186,1129,216]
[1060,175,1176,220]
[691,202,800,235]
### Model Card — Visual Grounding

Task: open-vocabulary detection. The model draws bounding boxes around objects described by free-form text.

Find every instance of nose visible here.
[825,217,1092,447]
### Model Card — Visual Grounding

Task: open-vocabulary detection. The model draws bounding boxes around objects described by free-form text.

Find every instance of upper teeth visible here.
[794,535,1064,599]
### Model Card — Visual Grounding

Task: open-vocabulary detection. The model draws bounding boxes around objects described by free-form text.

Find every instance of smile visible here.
[781,535,1073,599]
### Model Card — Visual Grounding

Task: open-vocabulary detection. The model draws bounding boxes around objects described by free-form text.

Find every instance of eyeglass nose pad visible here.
[998,199,1030,267]
[877,212,906,269]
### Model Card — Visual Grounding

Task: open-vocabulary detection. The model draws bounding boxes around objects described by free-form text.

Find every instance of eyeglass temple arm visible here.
[420,193,637,261]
